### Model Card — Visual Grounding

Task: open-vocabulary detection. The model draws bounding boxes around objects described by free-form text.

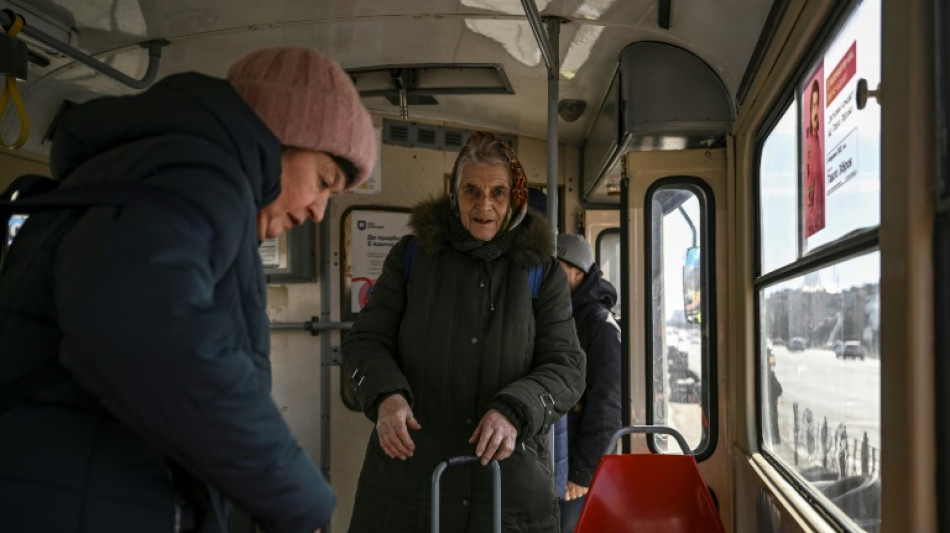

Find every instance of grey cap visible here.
[556,233,594,273]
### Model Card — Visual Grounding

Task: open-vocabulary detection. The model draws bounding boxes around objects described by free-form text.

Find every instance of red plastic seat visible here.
[574,427,725,533]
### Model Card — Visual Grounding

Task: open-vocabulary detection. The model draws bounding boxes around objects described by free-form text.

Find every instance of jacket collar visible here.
[410,195,554,269]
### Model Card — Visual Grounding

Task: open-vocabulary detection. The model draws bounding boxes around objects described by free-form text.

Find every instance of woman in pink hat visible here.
[0,47,374,533]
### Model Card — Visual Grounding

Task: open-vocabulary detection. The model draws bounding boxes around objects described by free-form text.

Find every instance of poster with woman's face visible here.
[803,62,826,238]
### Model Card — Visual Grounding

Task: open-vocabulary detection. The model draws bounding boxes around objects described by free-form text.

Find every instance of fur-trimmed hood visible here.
[409,195,554,269]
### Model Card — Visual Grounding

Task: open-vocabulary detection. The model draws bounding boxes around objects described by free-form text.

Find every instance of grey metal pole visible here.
[318,218,334,533]
[545,17,560,237]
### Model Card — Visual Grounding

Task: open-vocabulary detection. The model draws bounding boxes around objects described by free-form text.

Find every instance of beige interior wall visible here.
[0,147,50,189]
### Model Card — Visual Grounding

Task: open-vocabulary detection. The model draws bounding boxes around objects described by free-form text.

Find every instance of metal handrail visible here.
[269,317,353,336]
[0,8,167,89]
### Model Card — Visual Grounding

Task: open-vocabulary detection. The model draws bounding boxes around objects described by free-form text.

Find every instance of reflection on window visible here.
[597,230,622,317]
[649,184,712,455]
[759,104,799,274]
[760,252,881,529]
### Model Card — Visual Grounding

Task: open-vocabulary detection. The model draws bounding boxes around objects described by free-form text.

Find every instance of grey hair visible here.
[448,132,513,211]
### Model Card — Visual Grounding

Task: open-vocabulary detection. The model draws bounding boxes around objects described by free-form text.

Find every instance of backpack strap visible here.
[402,235,544,300]
[528,263,544,299]
[401,235,544,298]
[1,181,212,242]
[402,235,418,291]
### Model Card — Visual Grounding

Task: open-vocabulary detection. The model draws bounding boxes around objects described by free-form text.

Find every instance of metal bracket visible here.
[0,8,168,89]
[856,78,881,110]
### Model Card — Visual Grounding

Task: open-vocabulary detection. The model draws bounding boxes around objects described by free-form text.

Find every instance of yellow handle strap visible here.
[0,14,30,150]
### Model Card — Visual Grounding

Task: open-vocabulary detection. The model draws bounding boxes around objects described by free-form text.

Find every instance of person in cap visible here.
[343,132,586,532]
[554,233,622,533]
[0,47,374,533]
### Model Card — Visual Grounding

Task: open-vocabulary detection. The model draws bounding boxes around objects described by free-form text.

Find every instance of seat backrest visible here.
[574,453,725,533]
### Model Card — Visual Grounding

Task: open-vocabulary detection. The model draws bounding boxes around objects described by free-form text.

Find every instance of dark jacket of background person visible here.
[343,197,586,533]
[566,263,622,487]
[0,73,332,533]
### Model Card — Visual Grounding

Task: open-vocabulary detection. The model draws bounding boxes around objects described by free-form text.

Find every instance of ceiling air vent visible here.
[444,129,465,148]
[417,127,437,146]
[388,122,410,143]
[383,119,517,153]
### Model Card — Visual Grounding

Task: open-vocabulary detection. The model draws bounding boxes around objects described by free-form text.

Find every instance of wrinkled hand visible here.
[376,394,421,460]
[564,481,589,501]
[468,409,518,465]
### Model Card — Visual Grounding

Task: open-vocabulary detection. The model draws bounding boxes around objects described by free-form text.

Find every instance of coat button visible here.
[471,337,478,344]
[479,281,485,288]
[466,418,473,424]
[462,499,469,506]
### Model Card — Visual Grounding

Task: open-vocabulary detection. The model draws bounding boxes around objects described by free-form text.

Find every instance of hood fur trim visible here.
[410,195,554,269]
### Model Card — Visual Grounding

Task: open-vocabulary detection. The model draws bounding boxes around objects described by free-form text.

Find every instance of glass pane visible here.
[650,186,709,453]
[760,104,799,273]
[760,251,881,530]
[596,230,622,317]
[802,0,881,250]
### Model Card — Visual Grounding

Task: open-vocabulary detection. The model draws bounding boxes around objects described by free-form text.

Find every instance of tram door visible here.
[621,148,731,528]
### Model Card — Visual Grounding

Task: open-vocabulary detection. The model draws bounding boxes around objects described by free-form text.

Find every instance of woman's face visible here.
[258,149,347,240]
[457,163,512,242]
[810,89,820,134]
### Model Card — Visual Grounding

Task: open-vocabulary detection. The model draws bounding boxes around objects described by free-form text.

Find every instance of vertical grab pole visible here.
[545,16,560,237]
[520,0,562,237]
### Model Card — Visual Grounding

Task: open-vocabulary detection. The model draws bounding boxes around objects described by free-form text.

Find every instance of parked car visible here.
[789,337,806,352]
[836,340,866,360]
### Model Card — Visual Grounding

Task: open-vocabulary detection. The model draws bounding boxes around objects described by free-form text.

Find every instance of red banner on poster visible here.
[826,41,857,105]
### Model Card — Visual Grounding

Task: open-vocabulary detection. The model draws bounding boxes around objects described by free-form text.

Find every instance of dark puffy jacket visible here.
[0,73,333,533]
[566,264,622,487]
[343,198,586,533]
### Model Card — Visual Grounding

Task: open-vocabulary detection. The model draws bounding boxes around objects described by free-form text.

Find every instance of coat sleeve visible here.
[342,235,416,421]
[490,257,587,440]
[53,167,331,533]
[570,309,622,486]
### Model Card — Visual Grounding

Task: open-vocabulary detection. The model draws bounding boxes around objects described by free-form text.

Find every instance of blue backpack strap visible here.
[400,237,539,297]
[528,263,544,299]
[403,235,418,291]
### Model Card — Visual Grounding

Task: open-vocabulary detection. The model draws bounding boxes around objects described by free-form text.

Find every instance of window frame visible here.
[751,0,883,528]
[643,176,718,461]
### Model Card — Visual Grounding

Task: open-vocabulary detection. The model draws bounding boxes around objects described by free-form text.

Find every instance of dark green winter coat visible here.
[0,73,333,533]
[343,197,586,532]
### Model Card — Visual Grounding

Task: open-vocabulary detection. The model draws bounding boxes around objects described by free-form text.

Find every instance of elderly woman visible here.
[343,132,586,532]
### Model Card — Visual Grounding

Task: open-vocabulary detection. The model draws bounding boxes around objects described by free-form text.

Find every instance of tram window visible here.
[759,105,798,274]
[596,229,622,317]
[760,252,881,527]
[647,183,715,456]
[755,0,882,529]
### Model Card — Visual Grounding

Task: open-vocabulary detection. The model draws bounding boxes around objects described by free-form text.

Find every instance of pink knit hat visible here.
[227,47,376,188]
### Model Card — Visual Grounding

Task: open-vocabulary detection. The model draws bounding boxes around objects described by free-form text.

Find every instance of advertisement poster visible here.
[802,0,879,252]
[823,40,859,198]
[802,61,826,237]
[346,209,412,313]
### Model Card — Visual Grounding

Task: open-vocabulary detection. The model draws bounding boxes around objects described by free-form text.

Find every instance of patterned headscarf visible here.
[449,131,528,232]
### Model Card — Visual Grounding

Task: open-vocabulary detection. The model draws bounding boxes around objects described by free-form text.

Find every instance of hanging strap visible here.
[0,13,29,149]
